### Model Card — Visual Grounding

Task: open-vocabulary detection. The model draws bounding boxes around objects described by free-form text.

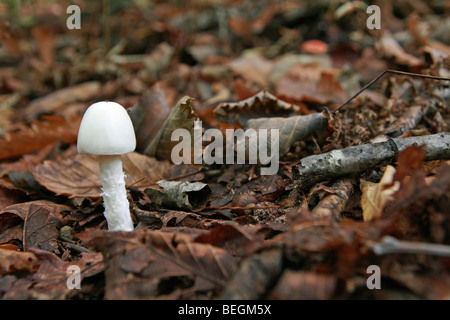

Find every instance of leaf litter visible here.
[0,0,449,300]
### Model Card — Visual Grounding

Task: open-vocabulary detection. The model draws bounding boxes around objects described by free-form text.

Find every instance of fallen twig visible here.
[311,178,355,219]
[293,132,450,188]
[332,70,450,114]
[371,236,450,257]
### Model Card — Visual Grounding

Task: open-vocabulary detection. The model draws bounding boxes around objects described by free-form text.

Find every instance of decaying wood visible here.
[294,132,450,188]
[311,178,355,219]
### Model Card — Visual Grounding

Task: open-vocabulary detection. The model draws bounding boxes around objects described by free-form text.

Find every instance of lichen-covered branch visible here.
[293,132,450,188]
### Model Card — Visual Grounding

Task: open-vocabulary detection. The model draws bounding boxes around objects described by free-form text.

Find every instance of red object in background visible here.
[301,40,328,54]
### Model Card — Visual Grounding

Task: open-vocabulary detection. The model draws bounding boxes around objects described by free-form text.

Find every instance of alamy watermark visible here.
[66,265,81,289]
[65,4,381,31]
[66,5,81,30]
[171,121,280,175]
[366,5,381,30]
[366,265,381,289]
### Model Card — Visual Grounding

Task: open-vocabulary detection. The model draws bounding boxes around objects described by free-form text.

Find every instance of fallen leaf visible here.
[27,151,202,198]
[0,248,38,275]
[0,115,81,161]
[0,23,21,57]
[88,229,235,299]
[214,91,300,126]
[244,112,329,157]
[142,42,175,81]
[23,81,104,120]
[0,185,25,210]
[231,78,257,100]
[228,3,277,37]
[194,222,263,257]
[360,165,400,221]
[220,248,283,299]
[143,96,200,163]
[376,32,423,67]
[229,53,273,88]
[276,64,348,104]
[31,25,55,68]
[393,145,425,183]
[269,270,337,299]
[130,84,175,152]
[144,180,212,211]
[0,200,71,252]
[1,248,104,299]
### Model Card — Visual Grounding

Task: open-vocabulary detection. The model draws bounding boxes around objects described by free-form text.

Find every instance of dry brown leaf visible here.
[31,25,55,68]
[0,200,71,252]
[229,54,273,88]
[228,3,277,38]
[142,42,175,81]
[269,270,337,300]
[144,180,212,211]
[0,115,81,161]
[0,23,21,57]
[143,96,199,163]
[1,248,104,299]
[23,81,103,120]
[393,145,425,183]
[276,64,348,104]
[231,78,257,100]
[376,32,423,67]
[360,165,400,221]
[27,151,202,199]
[214,91,300,126]
[244,112,329,157]
[130,84,175,152]
[88,229,235,299]
[0,248,39,275]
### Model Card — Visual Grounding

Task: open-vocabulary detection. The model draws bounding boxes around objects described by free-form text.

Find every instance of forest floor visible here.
[0,0,449,300]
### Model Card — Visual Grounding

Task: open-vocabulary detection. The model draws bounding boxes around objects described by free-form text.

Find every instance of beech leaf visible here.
[144,180,212,211]
[244,112,329,157]
[88,229,235,299]
[143,96,199,162]
[0,116,81,161]
[214,91,300,126]
[360,165,400,221]
[27,152,202,199]
[0,200,71,252]
[0,248,38,275]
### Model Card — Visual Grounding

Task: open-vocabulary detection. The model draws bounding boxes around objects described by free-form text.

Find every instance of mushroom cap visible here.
[77,101,136,155]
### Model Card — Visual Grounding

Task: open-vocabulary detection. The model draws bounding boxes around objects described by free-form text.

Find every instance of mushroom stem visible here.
[98,155,134,231]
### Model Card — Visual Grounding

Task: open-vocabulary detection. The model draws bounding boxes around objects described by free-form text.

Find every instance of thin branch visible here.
[332,70,450,114]
[371,236,450,257]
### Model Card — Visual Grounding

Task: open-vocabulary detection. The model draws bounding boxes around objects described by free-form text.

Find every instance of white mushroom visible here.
[77,101,136,231]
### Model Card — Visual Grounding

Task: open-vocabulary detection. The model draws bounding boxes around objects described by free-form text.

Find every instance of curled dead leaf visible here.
[143,96,200,163]
[144,180,212,211]
[214,91,300,126]
[0,248,38,275]
[360,165,400,221]
[376,32,423,68]
[244,112,329,157]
